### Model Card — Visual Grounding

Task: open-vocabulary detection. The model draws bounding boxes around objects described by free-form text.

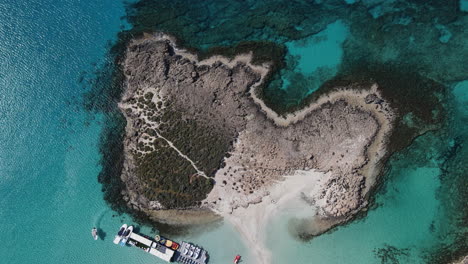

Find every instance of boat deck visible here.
[174,241,208,264]
[113,224,208,263]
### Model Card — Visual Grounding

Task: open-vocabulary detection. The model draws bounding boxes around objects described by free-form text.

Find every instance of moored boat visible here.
[91,227,98,240]
[194,247,201,259]
[113,225,209,264]
[171,241,180,250]
[113,224,128,244]
[119,225,133,246]
[174,241,209,264]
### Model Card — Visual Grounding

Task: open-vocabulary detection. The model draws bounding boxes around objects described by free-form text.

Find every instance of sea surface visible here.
[0,0,466,264]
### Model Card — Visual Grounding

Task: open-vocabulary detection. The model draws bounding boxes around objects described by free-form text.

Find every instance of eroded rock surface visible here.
[118,35,394,229]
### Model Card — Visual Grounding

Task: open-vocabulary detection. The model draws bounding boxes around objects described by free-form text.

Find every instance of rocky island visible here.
[117,33,395,263]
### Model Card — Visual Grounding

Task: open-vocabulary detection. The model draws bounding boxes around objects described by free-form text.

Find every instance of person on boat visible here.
[92,227,98,240]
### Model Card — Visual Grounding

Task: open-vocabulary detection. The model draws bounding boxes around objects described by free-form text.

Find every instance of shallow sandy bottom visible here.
[218,170,329,264]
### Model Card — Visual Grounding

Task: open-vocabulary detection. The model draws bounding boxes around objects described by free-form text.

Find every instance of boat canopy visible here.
[129,233,153,247]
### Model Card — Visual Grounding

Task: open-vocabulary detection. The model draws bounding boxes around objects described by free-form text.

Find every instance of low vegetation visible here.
[134,138,214,208]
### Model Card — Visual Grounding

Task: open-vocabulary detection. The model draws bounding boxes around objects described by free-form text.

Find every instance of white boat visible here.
[183,243,189,255]
[119,225,133,246]
[113,224,128,244]
[194,247,201,259]
[189,245,195,257]
[91,227,98,240]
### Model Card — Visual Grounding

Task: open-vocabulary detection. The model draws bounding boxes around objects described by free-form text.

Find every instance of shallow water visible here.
[282,20,349,94]
[267,159,442,263]
[0,1,253,263]
[1,0,467,263]
[266,77,468,263]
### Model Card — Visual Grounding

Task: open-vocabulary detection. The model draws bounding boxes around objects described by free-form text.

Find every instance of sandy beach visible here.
[212,170,329,264]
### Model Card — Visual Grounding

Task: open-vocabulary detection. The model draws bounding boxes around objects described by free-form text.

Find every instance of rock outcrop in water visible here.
[117,34,395,232]
[85,0,464,261]
[119,35,265,211]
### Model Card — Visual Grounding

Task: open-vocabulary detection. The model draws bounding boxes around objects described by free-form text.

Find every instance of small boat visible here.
[234,255,241,264]
[171,242,180,250]
[113,224,128,244]
[119,225,133,246]
[189,244,195,257]
[165,239,173,248]
[91,227,98,240]
[193,247,200,259]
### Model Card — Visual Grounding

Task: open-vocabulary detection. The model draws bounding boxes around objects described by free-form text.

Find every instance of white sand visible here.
[213,170,329,264]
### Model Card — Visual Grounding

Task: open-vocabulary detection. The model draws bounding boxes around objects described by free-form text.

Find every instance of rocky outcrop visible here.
[118,34,395,230]
[119,35,266,213]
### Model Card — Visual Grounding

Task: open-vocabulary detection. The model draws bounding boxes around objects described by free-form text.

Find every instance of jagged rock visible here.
[365,93,383,104]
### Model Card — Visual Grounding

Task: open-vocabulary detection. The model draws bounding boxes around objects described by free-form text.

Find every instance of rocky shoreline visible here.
[206,84,395,241]
[118,33,267,224]
[115,33,396,238]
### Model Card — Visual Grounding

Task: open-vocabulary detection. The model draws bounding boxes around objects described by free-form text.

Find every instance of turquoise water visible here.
[266,77,468,263]
[461,0,468,12]
[286,20,348,75]
[281,20,349,94]
[0,1,245,263]
[267,159,442,263]
[1,0,467,263]
[0,0,139,262]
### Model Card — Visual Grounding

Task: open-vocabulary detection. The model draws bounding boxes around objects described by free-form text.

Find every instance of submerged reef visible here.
[373,244,410,264]
[84,0,467,262]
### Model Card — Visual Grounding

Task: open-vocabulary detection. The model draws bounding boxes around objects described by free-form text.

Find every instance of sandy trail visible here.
[214,170,329,264]
[154,130,209,179]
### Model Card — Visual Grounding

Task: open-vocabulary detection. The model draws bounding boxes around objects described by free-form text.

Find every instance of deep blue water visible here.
[1,0,466,263]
